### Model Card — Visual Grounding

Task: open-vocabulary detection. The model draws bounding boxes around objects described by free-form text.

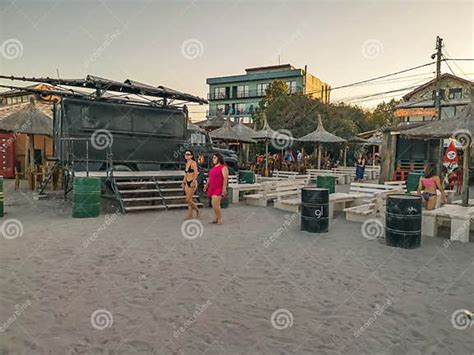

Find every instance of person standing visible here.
[204,153,228,225]
[182,150,200,219]
[355,155,366,182]
[417,162,447,210]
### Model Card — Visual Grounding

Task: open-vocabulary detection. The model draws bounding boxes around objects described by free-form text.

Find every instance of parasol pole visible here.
[344,144,347,167]
[317,143,322,170]
[461,144,470,206]
[265,140,269,177]
[372,145,376,166]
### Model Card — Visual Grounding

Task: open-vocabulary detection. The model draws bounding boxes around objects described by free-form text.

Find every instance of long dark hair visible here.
[213,153,226,166]
[424,162,437,178]
[184,149,195,161]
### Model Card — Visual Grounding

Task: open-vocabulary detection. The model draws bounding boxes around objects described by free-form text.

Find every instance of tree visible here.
[366,99,401,130]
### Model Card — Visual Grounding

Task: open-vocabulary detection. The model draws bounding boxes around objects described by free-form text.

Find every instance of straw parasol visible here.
[210,119,256,144]
[0,98,53,188]
[252,114,292,176]
[200,109,228,130]
[402,101,473,206]
[298,114,346,169]
[232,122,258,163]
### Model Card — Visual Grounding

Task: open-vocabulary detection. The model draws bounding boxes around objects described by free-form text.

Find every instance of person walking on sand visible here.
[204,153,228,225]
[417,162,447,210]
[182,150,200,219]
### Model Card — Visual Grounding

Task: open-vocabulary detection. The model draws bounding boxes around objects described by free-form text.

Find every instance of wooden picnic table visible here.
[423,204,474,242]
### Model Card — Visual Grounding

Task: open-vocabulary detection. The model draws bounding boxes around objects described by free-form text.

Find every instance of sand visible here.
[0,179,473,354]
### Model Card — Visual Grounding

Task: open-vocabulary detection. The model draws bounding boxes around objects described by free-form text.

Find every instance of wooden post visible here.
[461,144,470,206]
[344,145,347,167]
[29,134,35,190]
[317,143,322,170]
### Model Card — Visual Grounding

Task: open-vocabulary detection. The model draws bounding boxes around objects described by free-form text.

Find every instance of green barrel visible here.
[316,176,336,194]
[0,176,3,217]
[72,177,101,218]
[238,170,255,184]
[406,172,423,193]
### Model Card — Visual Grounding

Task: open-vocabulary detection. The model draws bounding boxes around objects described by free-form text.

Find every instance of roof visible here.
[0,100,53,135]
[245,64,295,73]
[206,68,304,85]
[396,98,471,108]
[0,101,53,120]
[402,73,472,100]
[210,119,256,143]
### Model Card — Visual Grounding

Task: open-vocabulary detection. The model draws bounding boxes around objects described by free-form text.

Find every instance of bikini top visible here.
[185,165,195,174]
[421,177,436,187]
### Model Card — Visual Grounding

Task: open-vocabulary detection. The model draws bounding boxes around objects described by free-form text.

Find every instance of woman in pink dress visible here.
[204,153,229,225]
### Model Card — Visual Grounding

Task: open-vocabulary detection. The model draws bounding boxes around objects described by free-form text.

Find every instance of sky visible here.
[0,0,472,121]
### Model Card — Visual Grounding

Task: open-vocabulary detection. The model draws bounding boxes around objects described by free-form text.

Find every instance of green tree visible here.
[366,99,401,130]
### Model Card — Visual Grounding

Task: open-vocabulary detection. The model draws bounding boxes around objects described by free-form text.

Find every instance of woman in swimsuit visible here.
[355,155,366,182]
[417,162,447,210]
[182,150,200,219]
[204,153,228,225]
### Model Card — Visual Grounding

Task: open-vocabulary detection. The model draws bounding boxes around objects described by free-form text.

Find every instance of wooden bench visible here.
[228,175,239,184]
[272,171,300,179]
[384,181,407,192]
[274,192,366,219]
[245,179,308,207]
[422,204,474,243]
[349,182,404,197]
[229,183,261,203]
[307,169,349,184]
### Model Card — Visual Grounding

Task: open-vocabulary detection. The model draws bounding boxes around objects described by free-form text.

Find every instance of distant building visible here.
[379,74,473,182]
[205,64,330,124]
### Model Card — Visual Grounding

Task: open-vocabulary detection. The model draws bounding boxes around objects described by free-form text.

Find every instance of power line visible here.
[304,61,436,96]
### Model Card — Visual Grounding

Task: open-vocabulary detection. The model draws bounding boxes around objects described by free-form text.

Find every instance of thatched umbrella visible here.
[200,109,228,131]
[298,114,346,169]
[0,98,52,188]
[252,114,292,176]
[402,102,473,206]
[210,119,256,144]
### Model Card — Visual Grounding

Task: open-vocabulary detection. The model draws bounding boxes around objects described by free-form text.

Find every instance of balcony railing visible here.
[207,109,255,117]
[208,87,302,100]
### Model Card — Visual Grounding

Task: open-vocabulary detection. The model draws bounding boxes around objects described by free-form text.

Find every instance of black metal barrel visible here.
[301,188,329,233]
[385,195,422,249]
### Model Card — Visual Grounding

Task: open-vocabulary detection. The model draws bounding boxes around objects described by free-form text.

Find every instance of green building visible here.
[206,64,330,124]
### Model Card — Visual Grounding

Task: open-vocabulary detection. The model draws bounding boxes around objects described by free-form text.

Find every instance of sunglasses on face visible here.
[185,153,192,156]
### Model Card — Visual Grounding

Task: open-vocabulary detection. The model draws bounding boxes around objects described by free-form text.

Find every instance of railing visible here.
[207,109,255,117]
[208,87,302,100]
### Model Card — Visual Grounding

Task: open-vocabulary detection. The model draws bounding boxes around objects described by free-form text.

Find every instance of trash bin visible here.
[238,170,255,184]
[406,172,423,192]
[385,194,422,249]
[72,177,101,218]
[301,187,329,233]
[316,176,336,194]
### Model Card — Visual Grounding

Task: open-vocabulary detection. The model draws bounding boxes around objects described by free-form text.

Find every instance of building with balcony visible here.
[206,64,330,124]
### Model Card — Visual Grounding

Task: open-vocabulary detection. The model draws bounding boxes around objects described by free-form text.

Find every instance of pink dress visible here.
[207,165,224,197]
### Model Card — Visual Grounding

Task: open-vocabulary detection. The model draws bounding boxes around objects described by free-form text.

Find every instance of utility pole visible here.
[434,36,444,176]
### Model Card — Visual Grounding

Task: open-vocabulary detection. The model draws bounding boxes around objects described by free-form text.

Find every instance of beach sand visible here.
[0,180,473,354]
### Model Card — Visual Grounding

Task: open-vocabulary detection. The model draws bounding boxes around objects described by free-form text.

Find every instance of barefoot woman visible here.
[182,150,200,218]
[417,162,447,210]
[204,153,228,225]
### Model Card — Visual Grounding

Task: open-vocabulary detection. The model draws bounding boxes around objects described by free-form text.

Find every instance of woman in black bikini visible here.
[182,150,200,219]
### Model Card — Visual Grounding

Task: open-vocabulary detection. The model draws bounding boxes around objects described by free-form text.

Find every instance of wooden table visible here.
[422,204,474,242]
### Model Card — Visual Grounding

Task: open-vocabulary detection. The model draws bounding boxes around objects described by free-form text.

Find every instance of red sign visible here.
[443,141,459,164]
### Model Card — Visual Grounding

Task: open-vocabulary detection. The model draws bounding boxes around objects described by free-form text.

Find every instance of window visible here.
[432,89,445,100]
[235,103,246,115]
[448,88,462,100]
[215,104,225,115]
[237,85,249,98]
[256,83,269,96]
[285,81,297,93]
[213,87,226,99]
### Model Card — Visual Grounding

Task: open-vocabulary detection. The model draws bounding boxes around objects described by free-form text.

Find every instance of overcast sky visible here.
[0,0,472,121]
